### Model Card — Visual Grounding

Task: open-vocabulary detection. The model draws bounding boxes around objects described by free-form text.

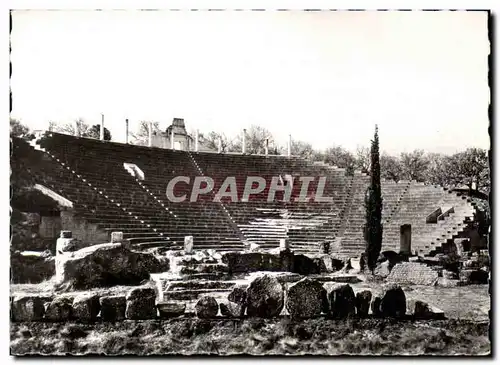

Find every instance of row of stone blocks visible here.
[10,287,181,323]
[194,276,444,320]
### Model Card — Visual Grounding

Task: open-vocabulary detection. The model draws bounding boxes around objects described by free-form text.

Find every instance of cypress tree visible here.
[364,125,383,272]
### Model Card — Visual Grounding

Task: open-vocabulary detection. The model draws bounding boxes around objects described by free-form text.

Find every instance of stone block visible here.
[279,238,290,250]
[459,269,489,285]
[286,278,328,319]
[184,236,194,254]
[157,301,186,318]
[11,296,45,322]
[56,237,78,254]
[247,274,284,318]
[318,241,330,254]
[45,296,73,322]
[292,254,321,275]
[413,300,445,320]
[387,262,438,286]
[371,296,382,317]
[60,230,72,239]
[125,287,157,320]
[55,243,164,290]
[355,290,372,317]
[328,283,356,318]
[72,294,100,323]
[195,296,219,319]
[380,284,406,318]
[99,295,126,321]
[111,231,124,243]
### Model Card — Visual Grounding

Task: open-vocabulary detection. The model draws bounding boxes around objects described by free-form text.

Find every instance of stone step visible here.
[166,280,237,291]
[164,288,233,301]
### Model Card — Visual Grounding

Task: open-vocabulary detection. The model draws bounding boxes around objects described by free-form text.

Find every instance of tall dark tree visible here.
[364,125,383,272]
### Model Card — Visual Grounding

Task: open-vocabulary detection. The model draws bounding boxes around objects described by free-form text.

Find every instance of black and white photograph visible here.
[8,7,492,356]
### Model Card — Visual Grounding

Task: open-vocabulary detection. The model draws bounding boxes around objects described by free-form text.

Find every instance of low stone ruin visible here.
[55,241,167,290]
[10,276,444,323]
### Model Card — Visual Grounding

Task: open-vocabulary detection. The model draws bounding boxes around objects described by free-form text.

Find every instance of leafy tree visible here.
[10,118,33,139]
[85,124,112,141]
[364,125,383,273]
[355,146,371,173]
[292,140,314,159]
[52,118,90,137]
[130,120,161,146]
[400,149,429,182]
[447,148,489,193]
[231,125,275,154]
[425,152,451,187]
[380,153,403,182]
[200,131,232,152]
[320,146,356,175]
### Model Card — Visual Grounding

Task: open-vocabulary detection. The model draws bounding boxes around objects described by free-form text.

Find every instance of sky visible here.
[10,10,490,155]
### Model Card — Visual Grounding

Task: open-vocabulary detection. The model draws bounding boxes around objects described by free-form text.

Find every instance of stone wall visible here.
[39,215,62,240]
[60,210,109,246]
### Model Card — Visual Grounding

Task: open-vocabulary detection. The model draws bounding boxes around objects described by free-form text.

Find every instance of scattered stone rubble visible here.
[10,230,489,324]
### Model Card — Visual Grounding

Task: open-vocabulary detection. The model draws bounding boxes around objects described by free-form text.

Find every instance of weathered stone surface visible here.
[249,243,261,252]
[311,254,343,273]
[350,257,361,272]
[292,254,320,275]
[374,260,391,278]
[380,284,407,318]
[328,284,356,318]
[318,241,330,254]
[195,296,219,319]
[355,290,372,317]
[435,277,459,287]
[279,249,294,272]
[60,230,72,239]
[184,236,194,254]
[157,301,186,318]
[45,296,73,322]
[379,250,406,269]
[247,274,284,318]
[99,295,126,321]
[125,287,157,320]
[110,231,123,243]
[221,252,282,273]
[55,243,164,289]
[219,301,246,318]
[220,285,248,317]
[286,278,328,319]
[371,296,382,317]
[72,294,100,323]
[11,296,45,322]
[442,270,457,280]
[386,262,438,286]
[10,251,55,284]
[459,269,489,285]
[413,300,445,320]
[280,238,290,250]
[56,237,80,253]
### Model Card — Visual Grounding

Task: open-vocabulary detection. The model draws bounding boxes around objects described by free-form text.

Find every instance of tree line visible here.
[10,118,489,194]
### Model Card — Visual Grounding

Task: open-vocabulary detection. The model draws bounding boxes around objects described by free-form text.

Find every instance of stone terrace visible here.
[11,132,476,256]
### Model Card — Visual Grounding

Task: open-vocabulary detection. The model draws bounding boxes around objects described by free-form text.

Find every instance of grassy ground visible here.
[11,317,490,356]
[10,276,491,356]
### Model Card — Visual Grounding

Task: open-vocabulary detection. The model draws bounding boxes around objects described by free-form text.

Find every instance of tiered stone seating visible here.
[35,133,243,250]
[11,137,161,245]
[191,152,346,253]
[13,132,476,257]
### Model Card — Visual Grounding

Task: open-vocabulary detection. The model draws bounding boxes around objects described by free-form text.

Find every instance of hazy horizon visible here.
[10,10,490,155]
